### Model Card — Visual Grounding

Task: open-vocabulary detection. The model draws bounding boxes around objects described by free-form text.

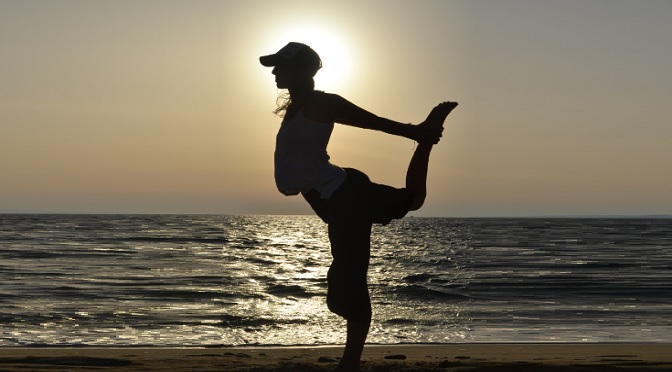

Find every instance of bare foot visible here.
[426,101,458,127]
[415,101,458,144]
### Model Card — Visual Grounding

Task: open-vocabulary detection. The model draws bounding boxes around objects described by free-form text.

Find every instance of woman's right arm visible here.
[315,93,441,143]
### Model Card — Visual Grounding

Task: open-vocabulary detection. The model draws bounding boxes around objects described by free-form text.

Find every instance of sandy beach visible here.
[0,344,670,371]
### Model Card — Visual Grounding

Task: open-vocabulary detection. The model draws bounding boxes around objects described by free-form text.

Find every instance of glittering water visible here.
[1,214,670,346]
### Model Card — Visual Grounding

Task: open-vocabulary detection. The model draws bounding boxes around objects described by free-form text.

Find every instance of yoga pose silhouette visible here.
[260,42,457,371]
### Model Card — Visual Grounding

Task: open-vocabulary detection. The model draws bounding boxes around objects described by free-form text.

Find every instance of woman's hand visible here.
[411,101,458,144]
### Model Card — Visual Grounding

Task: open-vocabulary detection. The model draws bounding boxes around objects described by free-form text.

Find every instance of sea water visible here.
[1,214,670,346]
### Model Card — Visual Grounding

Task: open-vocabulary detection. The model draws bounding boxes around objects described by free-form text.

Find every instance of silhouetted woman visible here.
[260,42,457,371]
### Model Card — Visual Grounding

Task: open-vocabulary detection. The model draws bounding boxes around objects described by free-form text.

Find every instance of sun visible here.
[260,22,356,92]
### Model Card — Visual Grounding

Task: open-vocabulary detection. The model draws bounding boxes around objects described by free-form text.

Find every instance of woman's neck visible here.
[286,87,314,117]
[288,86,314,101]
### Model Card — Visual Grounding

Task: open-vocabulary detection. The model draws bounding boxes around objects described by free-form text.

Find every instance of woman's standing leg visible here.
[327,220,372,371]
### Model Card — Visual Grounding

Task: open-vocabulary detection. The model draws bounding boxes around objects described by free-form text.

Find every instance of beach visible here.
[1,344,670,371]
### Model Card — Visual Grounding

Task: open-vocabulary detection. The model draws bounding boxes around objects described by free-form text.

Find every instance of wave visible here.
[266,284,315,298]
[123,236,230,245]
[394,284,471,301]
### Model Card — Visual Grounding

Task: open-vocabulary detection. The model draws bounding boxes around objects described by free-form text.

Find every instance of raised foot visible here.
[426,101,458,128]
[416,101,458,144]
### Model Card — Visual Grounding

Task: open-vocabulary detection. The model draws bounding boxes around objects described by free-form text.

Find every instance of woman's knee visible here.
[327,297,372,323]
[408,192,426,211]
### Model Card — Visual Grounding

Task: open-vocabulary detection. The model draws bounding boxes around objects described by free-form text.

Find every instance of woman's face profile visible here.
[272,63,295,89]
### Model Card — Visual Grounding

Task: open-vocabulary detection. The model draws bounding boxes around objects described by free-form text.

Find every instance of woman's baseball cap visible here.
[259,42,322,76]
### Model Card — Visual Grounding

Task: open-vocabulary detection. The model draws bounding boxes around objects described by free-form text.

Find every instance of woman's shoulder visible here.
[303,91,344,122]
[310,90,342,104]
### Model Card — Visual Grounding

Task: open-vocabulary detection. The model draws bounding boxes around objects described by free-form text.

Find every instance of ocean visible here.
[1,214,670,346]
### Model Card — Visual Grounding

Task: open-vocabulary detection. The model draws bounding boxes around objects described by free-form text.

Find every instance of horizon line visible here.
[1,210,671,219]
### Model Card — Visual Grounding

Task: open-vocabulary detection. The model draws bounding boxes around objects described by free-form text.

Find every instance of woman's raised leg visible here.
[406,102,457,211]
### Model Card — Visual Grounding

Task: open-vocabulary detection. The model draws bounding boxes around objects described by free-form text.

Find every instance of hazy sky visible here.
[2,0,671,216]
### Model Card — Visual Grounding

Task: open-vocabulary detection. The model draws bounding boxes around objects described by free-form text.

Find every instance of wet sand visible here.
[1,344,671,371]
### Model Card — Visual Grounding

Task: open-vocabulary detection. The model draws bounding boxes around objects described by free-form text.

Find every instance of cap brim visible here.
[259,54,285,67]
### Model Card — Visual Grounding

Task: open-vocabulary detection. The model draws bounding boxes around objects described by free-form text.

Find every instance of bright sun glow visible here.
[261,21,356,92]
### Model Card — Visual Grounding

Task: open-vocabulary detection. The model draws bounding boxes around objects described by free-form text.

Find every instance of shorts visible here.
[302,168,413,322]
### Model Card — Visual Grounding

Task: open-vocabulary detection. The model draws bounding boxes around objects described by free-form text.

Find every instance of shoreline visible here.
[1,343,671,371]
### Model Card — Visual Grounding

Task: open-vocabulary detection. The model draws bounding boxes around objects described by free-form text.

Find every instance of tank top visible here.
[274,110,346,199]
